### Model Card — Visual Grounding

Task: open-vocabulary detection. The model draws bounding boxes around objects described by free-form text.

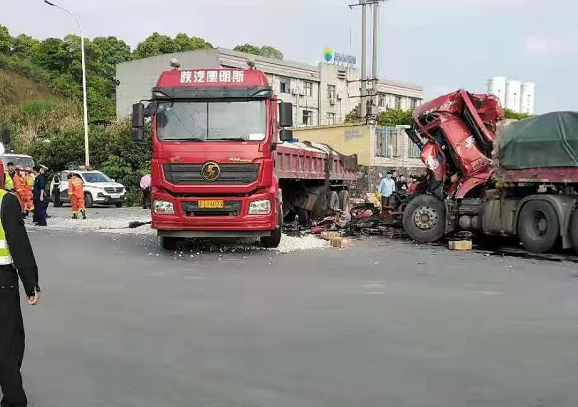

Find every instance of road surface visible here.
[14,207,578,407]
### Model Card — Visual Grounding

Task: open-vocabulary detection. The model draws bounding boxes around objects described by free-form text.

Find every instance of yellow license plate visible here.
[198,200,224,209]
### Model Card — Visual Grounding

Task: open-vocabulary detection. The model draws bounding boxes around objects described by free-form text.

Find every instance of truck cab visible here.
[133,66,293,249]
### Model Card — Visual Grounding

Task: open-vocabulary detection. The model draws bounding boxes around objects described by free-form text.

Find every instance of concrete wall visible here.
[293,124,372,165]
[115,49,220,118]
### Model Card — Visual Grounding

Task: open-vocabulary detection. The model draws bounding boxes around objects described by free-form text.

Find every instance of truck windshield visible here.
[156,101,267,142]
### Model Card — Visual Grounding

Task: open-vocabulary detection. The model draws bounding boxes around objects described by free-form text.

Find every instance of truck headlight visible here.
[154,200,174,215]
[248,199,271,215]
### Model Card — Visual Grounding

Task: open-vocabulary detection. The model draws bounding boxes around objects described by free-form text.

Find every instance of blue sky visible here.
[2,0,577,113]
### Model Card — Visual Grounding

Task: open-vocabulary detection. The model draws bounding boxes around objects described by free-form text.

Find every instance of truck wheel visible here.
[261,210,282,248]
[570,210,578,255]
[328,191,340,211]
[403,195,445,242]
[338,190,351,213]
[517,200,559,253]
[84,193,94,208]
[160,236,179,251]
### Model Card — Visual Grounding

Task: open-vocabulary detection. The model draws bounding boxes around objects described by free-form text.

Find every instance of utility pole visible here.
[360,0,368,120]
[350,0,386,121]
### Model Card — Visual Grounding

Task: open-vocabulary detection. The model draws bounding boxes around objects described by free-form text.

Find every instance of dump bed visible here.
[497,112,578,183]
[274,141,357,181]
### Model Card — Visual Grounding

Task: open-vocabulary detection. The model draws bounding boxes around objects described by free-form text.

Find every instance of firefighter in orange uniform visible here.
[68,173,87,219]
[12,166,27,215]
[23,167,34,213]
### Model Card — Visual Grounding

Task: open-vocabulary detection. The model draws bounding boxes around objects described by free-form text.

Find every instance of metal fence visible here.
[375,126,404,157]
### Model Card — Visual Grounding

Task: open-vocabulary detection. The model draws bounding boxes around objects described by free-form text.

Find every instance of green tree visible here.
[233,44,284,60]
[344,105,362,123]
[92,36,132,74]
[133,32,178,59]
[378,109,413,126]
[10,34,40,59]
[258,45,283,60]
[0,25,10,55]
[503,108,531,120]
[173,33,212,52]
[31,37,71,72]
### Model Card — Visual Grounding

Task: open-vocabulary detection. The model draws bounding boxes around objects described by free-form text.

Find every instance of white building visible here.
[116,48,424,126]
[487,76,535,114]
[487,76,506,108]
[520,82,535,115]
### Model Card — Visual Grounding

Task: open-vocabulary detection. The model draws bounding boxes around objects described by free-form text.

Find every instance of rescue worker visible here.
[23,168,34,214]
[0,187,41,407]
[4,162,15,192]
[69,172,86,220]
[12,166,27,216]
[32,166,47,227]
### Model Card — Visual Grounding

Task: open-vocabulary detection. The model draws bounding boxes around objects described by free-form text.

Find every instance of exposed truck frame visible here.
[132,65,356,250]
[403,89,578,254]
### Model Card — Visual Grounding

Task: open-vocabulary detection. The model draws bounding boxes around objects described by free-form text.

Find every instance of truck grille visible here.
[182,201,241,217]
[164,163,259,185]
[104,187,123,193]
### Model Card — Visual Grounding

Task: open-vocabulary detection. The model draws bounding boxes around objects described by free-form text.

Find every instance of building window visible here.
[408,139,421,158]
[379,95,386,108]
[327,85,336,100]
[304,81,313,97]
[410,98,418,110]
[280,77,291,94]
[376,126,402,157]
[395,96,402,109]
[302,110,312,126]
[327,113,335,125]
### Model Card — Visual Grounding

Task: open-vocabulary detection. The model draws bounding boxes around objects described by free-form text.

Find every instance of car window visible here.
[60,172,68,181]
[83,172,111,183]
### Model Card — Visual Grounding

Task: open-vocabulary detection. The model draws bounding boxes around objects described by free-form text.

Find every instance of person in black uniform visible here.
[0,190,41,407]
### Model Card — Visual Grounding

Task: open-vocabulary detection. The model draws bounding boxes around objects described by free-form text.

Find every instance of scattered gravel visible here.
[27,212,328,252]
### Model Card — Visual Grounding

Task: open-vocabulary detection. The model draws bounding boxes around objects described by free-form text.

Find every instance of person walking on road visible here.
[0,187,41,407]
[32,166,47,227]
[69,173,86,220]
[377,171,396,215]
[140,173,151,209]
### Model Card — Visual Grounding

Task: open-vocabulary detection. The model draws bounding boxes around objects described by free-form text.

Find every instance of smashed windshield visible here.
[156,101,267,142]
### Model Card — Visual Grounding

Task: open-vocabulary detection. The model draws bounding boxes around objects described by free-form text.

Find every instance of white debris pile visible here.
[276,233,327,253]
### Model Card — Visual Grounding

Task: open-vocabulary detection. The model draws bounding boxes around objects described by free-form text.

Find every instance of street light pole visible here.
[44,0,90,168]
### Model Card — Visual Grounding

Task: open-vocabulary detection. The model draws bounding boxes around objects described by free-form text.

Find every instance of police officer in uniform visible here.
[0,188,41,407]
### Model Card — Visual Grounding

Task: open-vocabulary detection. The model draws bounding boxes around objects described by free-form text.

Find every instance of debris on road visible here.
[448,240,473,251]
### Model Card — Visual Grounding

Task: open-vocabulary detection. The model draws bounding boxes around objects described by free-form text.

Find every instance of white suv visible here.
[50,170,126,208]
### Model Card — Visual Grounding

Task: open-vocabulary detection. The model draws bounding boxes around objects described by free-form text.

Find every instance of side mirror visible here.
[279,102,293,128]
[280,129,294,142]
[132,103,145,128]
[133,128,145,143]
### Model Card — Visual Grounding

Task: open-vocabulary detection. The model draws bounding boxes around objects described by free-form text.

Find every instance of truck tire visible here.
[338,190,351,213]
[517,200,560,253]
[160,236,179,251]
[328,191,340,211]
[403,194,445,242]
[570,210,578,255]
[261,210,282,248]
[84,192,94,208]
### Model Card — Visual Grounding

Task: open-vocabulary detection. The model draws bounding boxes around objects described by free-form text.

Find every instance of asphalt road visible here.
[13,210,578,407]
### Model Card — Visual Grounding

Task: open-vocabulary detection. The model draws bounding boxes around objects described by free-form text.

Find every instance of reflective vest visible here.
[0,190,13,265]
[27,175,35,187]
[4,173,13,190]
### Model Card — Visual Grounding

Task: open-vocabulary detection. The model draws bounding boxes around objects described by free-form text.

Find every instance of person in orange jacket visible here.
[23,167,34,213]
[68,172,87,219]
[12,166,28,215]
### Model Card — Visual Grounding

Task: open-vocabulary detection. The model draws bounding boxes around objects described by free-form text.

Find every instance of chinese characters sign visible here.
[179,70,245,84]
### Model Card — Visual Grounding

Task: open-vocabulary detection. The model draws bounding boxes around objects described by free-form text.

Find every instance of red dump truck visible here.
[132,64,356,249]
[403,89,578,253]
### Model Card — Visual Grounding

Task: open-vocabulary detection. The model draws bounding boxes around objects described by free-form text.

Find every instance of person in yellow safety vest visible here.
[0,188,41,407]
[4,162,15,191]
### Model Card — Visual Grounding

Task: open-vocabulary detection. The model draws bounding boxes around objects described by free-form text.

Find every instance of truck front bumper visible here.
[151,190,279,238]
